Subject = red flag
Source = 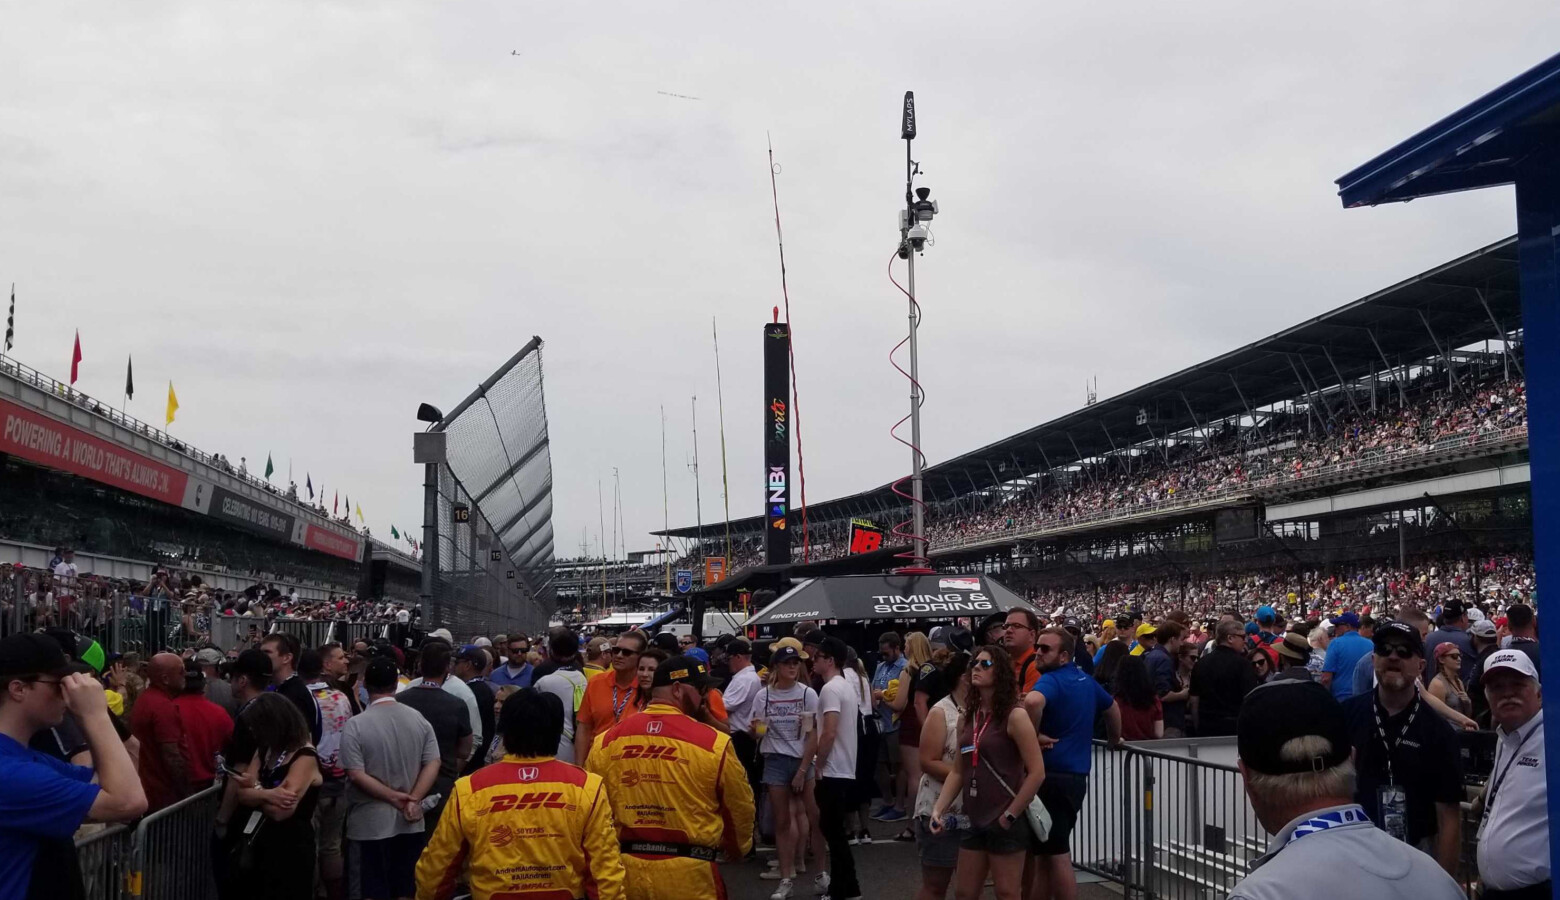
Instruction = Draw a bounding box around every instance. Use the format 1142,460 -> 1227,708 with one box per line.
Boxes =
70,330 -> 82,385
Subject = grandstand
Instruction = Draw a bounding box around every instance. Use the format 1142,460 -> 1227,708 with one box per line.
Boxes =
656,236 -> 1532,617
0,352 -> 420,602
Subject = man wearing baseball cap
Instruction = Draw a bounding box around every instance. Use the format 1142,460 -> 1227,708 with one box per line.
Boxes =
1229,680 -> 1463,900
1320,612 -> 1371,702
587,654 -> 754,900
1342,622 -> 1463,874
0,633 -> 147,900
1475,648 -> 1549,898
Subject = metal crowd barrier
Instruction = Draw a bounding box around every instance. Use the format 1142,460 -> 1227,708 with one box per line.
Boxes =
74,784 -> 221,900
208,615 -> 385,652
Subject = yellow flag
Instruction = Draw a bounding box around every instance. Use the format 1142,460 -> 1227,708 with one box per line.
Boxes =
165,381 -> 179,426
355,502 -> 364,522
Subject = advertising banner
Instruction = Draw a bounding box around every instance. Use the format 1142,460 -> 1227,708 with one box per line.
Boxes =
208,485 -> 296,541
304,524 -> 362,561
0,397 -> 189,505
763,322 -> 791,565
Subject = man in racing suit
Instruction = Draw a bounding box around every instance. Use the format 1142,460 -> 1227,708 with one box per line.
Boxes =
416,687 -> 625,900
588,654 -> 754,900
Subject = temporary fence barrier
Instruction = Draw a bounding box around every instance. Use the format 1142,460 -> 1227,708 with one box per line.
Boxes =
1077,739 -> 1482,899
73,784 -> 221,900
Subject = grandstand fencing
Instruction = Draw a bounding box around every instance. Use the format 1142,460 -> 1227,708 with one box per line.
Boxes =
419,337 -> 554,638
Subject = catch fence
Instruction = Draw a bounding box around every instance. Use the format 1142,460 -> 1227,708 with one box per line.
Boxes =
419,337 -> 554,638
1077,739 -> 1481,899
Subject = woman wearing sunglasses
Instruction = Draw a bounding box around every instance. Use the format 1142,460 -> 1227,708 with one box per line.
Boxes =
1426,642 -> 1471,719
927,646 -> 1046,900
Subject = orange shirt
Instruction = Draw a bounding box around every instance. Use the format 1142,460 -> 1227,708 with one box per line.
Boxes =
579,669 -> 640,736
705,688 -> 727,723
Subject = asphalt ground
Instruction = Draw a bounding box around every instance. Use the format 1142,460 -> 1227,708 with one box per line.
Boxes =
723,816 -> 1122,900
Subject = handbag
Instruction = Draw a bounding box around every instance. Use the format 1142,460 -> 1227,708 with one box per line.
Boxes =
980,755 -> 1051,842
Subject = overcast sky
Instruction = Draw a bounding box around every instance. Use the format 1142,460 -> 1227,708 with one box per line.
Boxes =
5,2 -> 1557,566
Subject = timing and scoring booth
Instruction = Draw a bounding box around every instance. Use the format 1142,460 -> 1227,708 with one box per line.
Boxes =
1338,50 -> 1560,896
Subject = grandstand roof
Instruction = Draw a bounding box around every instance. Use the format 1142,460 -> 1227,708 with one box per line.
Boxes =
1337,51 -> 1560,207
657,236 -> 1522,539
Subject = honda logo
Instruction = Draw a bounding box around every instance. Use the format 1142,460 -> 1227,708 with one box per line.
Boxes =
518,767 -> 540,781
647,721 -> 663,735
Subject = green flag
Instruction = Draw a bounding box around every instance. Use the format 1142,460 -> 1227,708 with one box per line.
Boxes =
264,453 -> 274,480
391,524 -> 400,539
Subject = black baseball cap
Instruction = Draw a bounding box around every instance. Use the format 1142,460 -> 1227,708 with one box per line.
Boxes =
227,648 -> 273,683
726,638 -> 752,656
0,633 -> 72,681
1237,680 -> 1351,776
363,657 -> 401,691
652,654 -> 718,691
456,646 -> 489,667
1371,621 -> 1424,657
650,632 -> 681,654
771,645 -> 802,665
945,626 -> 975,653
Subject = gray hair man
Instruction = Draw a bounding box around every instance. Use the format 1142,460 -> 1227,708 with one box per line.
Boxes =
1476,649 -> 1549,899
1228,680 -> 1463,900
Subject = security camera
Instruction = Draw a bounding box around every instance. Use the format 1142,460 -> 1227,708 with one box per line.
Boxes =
907,222 -> 929,251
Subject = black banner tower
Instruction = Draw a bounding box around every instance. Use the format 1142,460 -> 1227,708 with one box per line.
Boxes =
763,321 -> 791,565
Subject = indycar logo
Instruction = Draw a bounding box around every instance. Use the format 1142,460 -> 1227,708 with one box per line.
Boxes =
939,577 -> 981,592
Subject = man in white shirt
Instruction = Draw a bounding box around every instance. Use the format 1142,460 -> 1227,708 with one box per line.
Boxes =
721,640 -> 763,805
814,636 -> 860,900
402,638 -> 482,765
1476,649 -> 1549,899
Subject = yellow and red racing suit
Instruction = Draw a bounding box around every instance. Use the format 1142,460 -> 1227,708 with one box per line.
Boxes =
586,703 -> 755,900
415,755 -> 625,900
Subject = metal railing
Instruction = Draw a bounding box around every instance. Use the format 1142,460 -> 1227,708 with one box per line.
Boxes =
934,424 -> 1529,554
1078,739 -> 1481,899
74,784 -> 221,900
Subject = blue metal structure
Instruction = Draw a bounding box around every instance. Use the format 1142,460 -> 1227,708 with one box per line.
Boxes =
1340,50 -> 1560,896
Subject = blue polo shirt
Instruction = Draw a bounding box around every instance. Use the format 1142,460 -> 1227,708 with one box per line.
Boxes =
0,732 -> 100,900
1031,663 -> 1114,775
487,661 -> 534,688
1322,631 -> 1373,702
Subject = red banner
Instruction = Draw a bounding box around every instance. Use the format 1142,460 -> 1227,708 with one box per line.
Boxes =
0,397 -> 189,505
304,524 -> 361,561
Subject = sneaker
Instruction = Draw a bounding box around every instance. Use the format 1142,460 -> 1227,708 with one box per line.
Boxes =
846,834 -> 861,846
869,805 -> 897,821
755,840 -> 777,852
813,872 -> 831,896
876,807 -> 907,823
767,858 -> 780,868
856,830 -> 873,845
893,828 -> 915,842
760,869 -> 786,880
770,878 -> 794,900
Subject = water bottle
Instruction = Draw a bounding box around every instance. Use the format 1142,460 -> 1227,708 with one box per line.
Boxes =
940,814 -> 971,832
420,793 -> 442,811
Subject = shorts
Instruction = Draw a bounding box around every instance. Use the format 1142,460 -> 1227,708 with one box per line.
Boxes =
959,816 -> 1029,856
349,832 -> 426,900
314,785 -> 347,860
916,816 -> 961,868
762,753 -> 812,787
1031,771 -> 1088,856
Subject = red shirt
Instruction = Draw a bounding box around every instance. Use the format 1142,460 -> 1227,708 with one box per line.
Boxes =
174,693 -> 234,786
130,687 -> 186,811
1116,696 -> 1162,742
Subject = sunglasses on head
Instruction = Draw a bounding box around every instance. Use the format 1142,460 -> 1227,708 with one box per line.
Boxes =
1377,644 -> 1417,660
974,658 -> 996,669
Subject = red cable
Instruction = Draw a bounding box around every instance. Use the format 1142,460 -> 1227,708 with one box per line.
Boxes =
887,251 -> 929,567
768,144 -> 810,561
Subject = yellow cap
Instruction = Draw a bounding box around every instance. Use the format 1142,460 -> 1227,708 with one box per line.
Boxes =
1136,623 -> 1157,637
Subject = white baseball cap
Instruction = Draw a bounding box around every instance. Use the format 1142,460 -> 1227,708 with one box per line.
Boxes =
1484,648 -> 1539,680
428,628 -> 454,642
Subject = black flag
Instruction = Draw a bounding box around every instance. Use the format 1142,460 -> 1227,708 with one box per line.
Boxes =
125,355 -> 134,400
4,284 -> 12,353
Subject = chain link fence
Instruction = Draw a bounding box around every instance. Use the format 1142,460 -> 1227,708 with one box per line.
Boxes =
421,337 -> 554,638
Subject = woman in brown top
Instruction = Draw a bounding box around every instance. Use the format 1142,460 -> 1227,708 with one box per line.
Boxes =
927,645 -> 1046,900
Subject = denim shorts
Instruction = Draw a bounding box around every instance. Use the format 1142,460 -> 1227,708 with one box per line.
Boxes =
916,816 -> 962,868
959,816 -> 1029,856
762,753 -> 808,787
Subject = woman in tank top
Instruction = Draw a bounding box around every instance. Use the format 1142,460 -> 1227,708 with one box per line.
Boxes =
928,645 -> 1046,900
914,650 -> 972,900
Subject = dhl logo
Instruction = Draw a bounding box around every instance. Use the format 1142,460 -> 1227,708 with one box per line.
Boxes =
620,744 -> 680,761
489,791 -> 568,812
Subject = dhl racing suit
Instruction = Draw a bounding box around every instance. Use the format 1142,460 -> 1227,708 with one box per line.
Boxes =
415,755 -> 625,900
586,703 -> 755,900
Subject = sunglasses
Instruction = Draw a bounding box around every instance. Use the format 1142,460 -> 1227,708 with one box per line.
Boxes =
1376,645 -> 1417,660
1443,653 -> 1463,660
613,647 -> 640,656
974,659 -> 996,670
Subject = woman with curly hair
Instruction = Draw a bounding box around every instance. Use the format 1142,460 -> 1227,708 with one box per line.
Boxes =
927,645 -> 1046,900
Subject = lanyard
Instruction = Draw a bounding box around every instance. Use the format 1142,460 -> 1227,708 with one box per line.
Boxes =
1284,805 -> 1370,846
612,682 -> 634,721
970,710 -> 994,771
1373,695 -> 1420,786
1482,718 -> 1543,824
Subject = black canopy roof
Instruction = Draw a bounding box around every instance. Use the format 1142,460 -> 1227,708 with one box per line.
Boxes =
746,573 -> 1038,626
